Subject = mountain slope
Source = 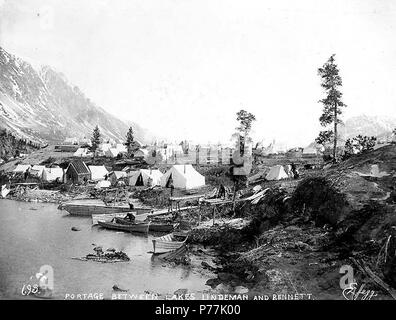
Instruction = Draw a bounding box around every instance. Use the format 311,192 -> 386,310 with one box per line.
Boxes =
340,115 -> 396,140
0,46 -> 153,144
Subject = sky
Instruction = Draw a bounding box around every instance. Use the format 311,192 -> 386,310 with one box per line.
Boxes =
0,0 -> 395,147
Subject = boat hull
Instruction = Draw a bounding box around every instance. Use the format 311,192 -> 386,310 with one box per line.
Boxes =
98,220 -> 150,233
115,217 -> 174,233
152,232 -> 188,253
63,204 -> 131,216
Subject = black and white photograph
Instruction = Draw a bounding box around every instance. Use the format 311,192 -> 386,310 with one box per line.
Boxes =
0,0 -> 396,307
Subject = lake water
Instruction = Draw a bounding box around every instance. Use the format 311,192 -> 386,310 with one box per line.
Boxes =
0,199 -> 211,300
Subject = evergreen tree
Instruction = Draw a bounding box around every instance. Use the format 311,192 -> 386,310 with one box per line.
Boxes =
125,126 -> 140,156
235,109 -> 256,156
91,125 -> 101,152
316,54 -> 347,162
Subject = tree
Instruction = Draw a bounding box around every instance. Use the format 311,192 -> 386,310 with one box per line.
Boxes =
235,109 -> 256,156
125,126 -> 140,157
343,135 -> 377,159
90,125 -> 101,152
316,54 -> 347,162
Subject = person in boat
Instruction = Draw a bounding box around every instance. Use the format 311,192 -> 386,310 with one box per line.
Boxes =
128,201 -> 134,210
124,212 -> 135,221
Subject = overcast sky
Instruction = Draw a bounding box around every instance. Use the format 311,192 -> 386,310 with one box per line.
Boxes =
0,0 -> 395,147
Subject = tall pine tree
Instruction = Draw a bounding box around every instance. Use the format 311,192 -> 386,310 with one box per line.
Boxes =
91,125 -> 101,152
316,54 -> 347,162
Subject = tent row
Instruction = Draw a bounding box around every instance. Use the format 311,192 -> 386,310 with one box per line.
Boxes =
13,164 -> 64,182
13,161 -> 206,189
127,165 -> 205,189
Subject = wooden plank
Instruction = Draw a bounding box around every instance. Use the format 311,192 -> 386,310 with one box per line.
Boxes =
149,206 -> 198,217
169,194 -> 205,202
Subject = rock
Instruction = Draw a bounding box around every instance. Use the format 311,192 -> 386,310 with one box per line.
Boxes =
112,284 -> 128,292
71,227 -> 81,231
234,286 -> 249,294
205,278 -> 221,288
218,272 -> 238,282
201,261 -> 217,271
173,288 -> 188,296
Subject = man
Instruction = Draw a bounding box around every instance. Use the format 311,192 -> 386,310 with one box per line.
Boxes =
291,162 -> 299,179
218,183 -> 226,199
124,212 -> 135,221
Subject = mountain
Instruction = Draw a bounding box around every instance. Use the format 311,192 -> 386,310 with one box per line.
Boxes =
340,115 -> 396,140
0,46 -> 154,145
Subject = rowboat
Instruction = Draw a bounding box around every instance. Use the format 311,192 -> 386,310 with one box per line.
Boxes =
153,244 -> 188,260
61,199 -> 152,216
152,232 -> 188,253
98,220 -> 150,233
114,217 -> 175,233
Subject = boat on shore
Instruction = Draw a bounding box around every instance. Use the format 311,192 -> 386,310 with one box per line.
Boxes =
61,199 -> 152,216
97,220 -> 150,234
152,232 -> 188,253
114,217 -> 175,233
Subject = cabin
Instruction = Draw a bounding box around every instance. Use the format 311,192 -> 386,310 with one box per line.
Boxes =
65,160 -> 91,184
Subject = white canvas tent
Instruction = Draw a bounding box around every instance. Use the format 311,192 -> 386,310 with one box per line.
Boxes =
160,165 -> 205,189
105,148 -> 119,158
88,165 -> 109,181
128,169 -> 163,186
42,167 -> 64,182
95,180 -> 111,189
13,164 -> 31,173
109,171 -> 127,186
133,149 -> 149,159
265,165 -> 289,181
74,147 -> 90,157
30,165 -> 46,178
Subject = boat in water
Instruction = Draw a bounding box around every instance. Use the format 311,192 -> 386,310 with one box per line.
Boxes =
97,220 -> 150,234
152,232 -> 188,253
61,199 -> 151,216
114,217 -> 175,233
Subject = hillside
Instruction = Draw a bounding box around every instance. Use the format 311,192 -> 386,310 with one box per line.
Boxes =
0,46 -> 154,144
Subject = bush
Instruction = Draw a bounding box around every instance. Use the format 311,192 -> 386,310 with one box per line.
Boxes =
290,177 -> 349,226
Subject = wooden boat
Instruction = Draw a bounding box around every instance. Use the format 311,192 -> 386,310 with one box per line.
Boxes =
114,217 -> 175,233
152,232 -> 188,253
98,220 -> 150,233
153,244 -> 188,260
62,199 -> 152,216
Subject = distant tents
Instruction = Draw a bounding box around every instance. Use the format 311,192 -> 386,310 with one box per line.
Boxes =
265,165 -> 289,181
73,147 -> 91,157
160,165 -> 205,189
128,169 -> 162,186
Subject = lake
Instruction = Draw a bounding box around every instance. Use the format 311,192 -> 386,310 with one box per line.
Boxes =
0,199 -> 211,300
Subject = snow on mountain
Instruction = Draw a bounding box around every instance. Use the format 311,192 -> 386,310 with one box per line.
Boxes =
0,46 -> 154,144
